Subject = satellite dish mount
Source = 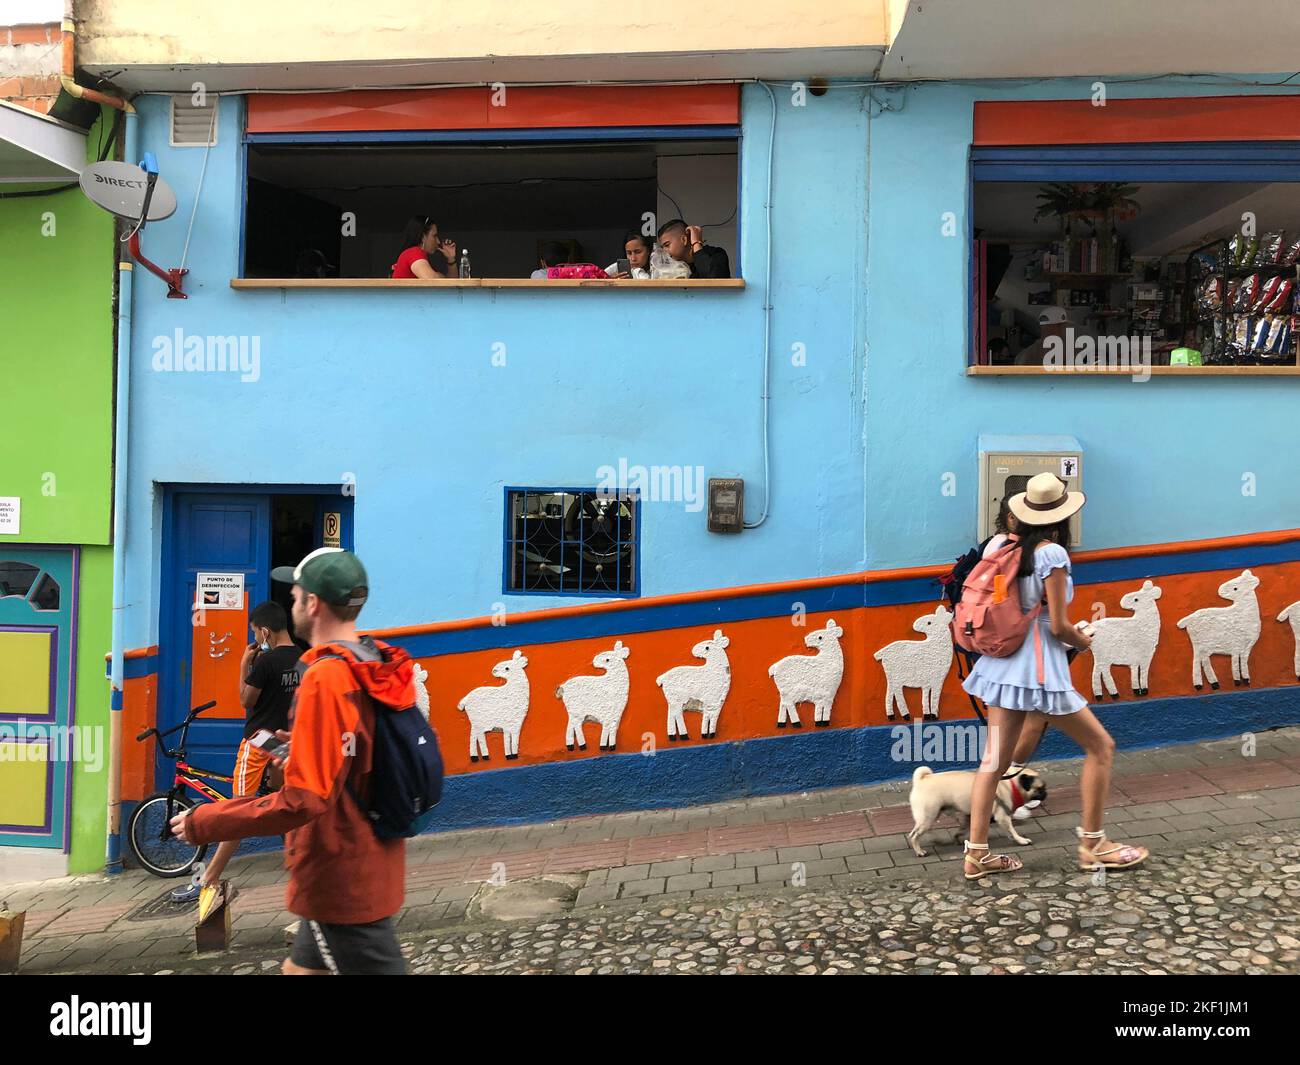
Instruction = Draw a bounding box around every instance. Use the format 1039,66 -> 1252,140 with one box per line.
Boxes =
80,154 -> 188,299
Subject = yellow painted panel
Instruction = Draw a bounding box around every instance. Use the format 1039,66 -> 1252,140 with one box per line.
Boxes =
0,631 -> 52,715
0,744 -> 49,827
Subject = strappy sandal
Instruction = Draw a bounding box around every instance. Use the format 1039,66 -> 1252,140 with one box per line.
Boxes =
1076,827 -> 1149,871
963,839 -> 1023,880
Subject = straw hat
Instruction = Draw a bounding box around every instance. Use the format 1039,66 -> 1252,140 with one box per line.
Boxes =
1008,472 -> 1086,527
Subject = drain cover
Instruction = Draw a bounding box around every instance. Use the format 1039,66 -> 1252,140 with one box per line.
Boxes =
469,876 -> 582,922
126,889 -> 197,922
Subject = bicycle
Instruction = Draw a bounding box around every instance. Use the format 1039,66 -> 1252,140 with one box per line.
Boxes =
126,700 -> 274,877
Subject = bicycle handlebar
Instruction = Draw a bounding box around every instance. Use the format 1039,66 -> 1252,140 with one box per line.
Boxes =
135,700 -> 219,743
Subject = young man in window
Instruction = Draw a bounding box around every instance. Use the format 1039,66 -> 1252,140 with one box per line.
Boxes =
170,600 -> 301,902
656,218 -> 731,279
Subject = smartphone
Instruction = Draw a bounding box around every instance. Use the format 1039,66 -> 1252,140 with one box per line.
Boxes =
616,257 -> 631,275
248,728 -> 290,762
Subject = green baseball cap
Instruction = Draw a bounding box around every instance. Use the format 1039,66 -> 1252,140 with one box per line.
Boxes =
270,548 -> 369,608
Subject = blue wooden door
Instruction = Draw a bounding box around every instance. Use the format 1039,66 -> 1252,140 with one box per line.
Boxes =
158,494 -> 270,786
0,548 -> 75,850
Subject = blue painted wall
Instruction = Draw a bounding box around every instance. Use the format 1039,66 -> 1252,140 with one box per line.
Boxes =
122,77 -> 1300,650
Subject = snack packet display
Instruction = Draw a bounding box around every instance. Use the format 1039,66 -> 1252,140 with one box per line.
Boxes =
1235,273 -> 1260,312
1265,278 -> 1294,314
1263,317 -> 1289,355
1257,232 -> 1285,264
1226,279 -> 1242,310
1228,234 -> 1245,265
1250,317 -> 1272,352
1243,237 -> 1259,265
1196,276 -> 1223,313
1252,276 -> 1283,313
1283,240 -> 1300,266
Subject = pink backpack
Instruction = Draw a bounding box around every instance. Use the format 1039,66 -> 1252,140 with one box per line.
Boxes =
546,263 -> 608,280
952,536 -> 1043,669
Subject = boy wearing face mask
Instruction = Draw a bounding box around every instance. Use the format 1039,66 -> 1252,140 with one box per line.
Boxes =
171,600 -> 301,901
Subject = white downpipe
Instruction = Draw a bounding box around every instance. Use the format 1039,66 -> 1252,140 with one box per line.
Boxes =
744,81 -> 777,529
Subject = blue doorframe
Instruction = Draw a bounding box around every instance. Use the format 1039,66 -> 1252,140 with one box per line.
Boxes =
156,485 -> 354,788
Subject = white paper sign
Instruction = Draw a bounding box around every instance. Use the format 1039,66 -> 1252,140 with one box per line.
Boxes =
1059,456 -> 1079,479
0,497 -> 18,535
196,571 -> 244,610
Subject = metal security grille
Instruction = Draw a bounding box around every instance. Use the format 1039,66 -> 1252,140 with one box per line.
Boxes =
505,489 -> 638,596
170,96 -> 218,146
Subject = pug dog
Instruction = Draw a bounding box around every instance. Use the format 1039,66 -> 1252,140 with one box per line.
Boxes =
906,765 -> 1048,857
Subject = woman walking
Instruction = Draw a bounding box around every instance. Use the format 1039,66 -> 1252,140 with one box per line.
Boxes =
961,473 -> 1149,879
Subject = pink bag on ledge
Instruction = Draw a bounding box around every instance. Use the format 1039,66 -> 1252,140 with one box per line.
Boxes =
546,264 -> 609,279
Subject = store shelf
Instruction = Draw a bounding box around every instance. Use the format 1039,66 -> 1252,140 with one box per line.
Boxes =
1044,272 -> 1131,284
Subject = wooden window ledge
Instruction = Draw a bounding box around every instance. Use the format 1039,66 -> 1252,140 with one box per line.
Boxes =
967,364 -> 1300,376
231,278 -> 745,290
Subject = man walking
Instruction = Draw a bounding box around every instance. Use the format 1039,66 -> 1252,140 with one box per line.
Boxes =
172,548 -> 415,974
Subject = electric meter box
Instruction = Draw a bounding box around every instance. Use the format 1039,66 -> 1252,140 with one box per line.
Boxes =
978,434 -> 1083,545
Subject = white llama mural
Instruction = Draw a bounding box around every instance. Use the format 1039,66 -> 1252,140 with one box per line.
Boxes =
413,662 -> 431,721
1277,600 -> 1300,681
656,629 -> 732,740
1087,580 -> 1163,699
1176,570 -> 1262,689
873,605 -> 953,720
556,641 -> 631,751
457,650 -> 531,762
768,618 -> 845,728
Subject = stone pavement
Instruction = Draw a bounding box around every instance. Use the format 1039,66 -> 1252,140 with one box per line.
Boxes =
6,727 -> 1300,974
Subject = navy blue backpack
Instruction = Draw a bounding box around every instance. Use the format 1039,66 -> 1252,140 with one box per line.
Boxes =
318,649 -> 444,840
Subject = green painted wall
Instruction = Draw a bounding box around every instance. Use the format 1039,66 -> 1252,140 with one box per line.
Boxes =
68,546 -> 113,874
0,109 -> 115,547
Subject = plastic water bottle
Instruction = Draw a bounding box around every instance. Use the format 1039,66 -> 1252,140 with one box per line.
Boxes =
459,249 -> 471,278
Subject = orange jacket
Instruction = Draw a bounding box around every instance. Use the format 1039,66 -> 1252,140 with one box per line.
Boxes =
188,639 -> 413,924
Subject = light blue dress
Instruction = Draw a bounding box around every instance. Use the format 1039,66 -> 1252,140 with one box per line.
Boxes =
961,540 -> 1088,715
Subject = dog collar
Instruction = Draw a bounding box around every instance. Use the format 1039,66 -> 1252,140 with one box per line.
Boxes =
1009,779 -> 1025,811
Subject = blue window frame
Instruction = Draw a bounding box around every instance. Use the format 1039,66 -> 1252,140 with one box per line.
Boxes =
503,488 -> 640,598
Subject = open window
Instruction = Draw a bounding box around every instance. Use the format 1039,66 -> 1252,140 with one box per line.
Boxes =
974,172 -> 1300,370
243,137 -> 738,280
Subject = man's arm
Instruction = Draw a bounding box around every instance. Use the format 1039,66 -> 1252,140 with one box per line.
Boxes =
240,647 -> 265,710
186,662 -> 358,844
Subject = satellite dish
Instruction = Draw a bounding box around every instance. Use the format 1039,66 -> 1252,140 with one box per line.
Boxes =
80,161 -> 177,221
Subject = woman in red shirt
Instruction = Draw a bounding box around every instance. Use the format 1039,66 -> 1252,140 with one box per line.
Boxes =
391,216 -> 457,278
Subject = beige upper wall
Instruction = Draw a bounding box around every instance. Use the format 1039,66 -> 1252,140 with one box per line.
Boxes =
76,0 -> 890,67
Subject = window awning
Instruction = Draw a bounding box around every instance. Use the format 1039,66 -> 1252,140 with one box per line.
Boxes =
0,101 -> 87,184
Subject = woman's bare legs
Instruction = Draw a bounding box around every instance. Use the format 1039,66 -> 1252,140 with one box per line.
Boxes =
1047,707 -> 1148,866
1010,711 -> 1050,767
965,705 -> 1026,875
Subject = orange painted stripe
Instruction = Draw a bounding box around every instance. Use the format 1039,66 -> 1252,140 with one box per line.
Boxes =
369,526 -> 1300,641
973,96 -> 1300,146
247,85 -> 741,135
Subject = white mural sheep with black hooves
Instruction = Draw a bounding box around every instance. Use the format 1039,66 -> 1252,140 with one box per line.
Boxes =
1176,570 -> 1261,690
769,618 -> 844,728
656,629 -> 731,741
457,650 -> 530,761
1277,600 -> 1300,680
1087,580 -> 1162,698
557,641 -> 631,751
873,605 -> 953,720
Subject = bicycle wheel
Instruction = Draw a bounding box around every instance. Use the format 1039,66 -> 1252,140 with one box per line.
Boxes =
126,793 -> 209,878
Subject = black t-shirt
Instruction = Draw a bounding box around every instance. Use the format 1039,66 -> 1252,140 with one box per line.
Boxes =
244,644 -> 302,739
689,245 -> 731,279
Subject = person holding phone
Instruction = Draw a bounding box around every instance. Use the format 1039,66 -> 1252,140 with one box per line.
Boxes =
390,215 -> 457,278
604,231 -> 652,279
170,601 -> 301,902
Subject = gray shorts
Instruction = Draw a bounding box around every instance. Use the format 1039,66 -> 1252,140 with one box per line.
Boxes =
290,916 -> 406,975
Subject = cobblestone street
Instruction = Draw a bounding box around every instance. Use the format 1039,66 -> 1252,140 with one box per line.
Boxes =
9,729 -> 1299,976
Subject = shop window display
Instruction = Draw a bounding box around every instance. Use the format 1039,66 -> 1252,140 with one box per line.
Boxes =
973,180 -> 1300,368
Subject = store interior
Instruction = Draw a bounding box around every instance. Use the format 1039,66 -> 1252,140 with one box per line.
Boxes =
974,181 -> 1300,366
